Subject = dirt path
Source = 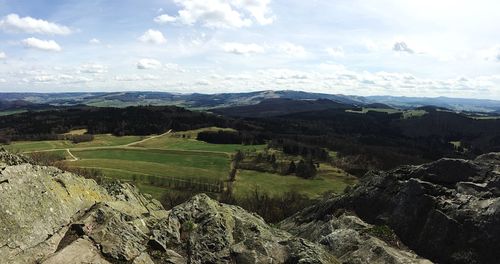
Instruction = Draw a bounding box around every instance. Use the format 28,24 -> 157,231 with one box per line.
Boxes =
125,129 -> 172,147
66,149 -> 78,161
22,129 -> 231,158
23,130 -> 173,154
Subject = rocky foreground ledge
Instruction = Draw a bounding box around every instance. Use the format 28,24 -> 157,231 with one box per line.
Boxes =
282,153 -> 500,264
2,150 -> 497,263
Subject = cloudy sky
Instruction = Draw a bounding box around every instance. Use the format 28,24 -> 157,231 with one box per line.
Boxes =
0,0 -> 500,99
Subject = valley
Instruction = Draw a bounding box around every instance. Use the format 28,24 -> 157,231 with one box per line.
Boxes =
3,1 -> 500,262
3,127 -> 356,200
0,93 -> 498,264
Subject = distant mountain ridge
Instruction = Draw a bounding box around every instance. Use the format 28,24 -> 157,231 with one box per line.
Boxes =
367,95 -> 500,112
211,98 -> 352,118
0,90 -> 499,113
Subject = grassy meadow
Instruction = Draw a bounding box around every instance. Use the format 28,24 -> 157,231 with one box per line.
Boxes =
1,127 -> 357,199
134,127 -> 266,153
3,134 -> 144,152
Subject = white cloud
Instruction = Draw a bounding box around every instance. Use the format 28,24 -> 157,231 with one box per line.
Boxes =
89,38 -> 101,45
393,42 -> 414,54
234,0 -> 275,25
22,37 -> 62,52
78,63 -> 107,74
138,29 -> 167,44
263,68 -> 312,80
166,0 -> 274,29
154,14 -> 177,24
195,79 -> 211,86
137,58 -> 162,69
24,74 -> 91,84
224,73 -> 252,80
164,63 -> 184,72
223,42 -> 264,55
278,42 -> 307,57
0,13 -> 71,35
0,52 -> 6,59
115,74 -> 159,81
0,78 -> 6,83
363,39 -> 379,52
326,47 -> 344,57
480,46 -> 500,61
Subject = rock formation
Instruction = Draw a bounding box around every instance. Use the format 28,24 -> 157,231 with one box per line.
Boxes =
6,149 -> 496,263
282,154 -> 500,264
0,150 -> 338,263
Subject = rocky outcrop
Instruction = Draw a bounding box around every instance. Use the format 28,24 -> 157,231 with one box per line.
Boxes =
0,150 -> 338,264
0,148 -> 435,264
282,154 -> 500,264
281,212 -> 431,264
150,194 -> 338,264
0,156 -> 112,263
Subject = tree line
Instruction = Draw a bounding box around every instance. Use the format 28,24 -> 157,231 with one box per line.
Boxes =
236,150 -> 318,179
197,130 -> 266,145
0,106 -> 251,138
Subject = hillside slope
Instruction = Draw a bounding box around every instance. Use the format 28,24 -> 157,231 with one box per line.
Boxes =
1,91 -> 499,112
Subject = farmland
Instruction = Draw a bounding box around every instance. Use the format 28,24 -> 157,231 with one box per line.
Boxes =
2,128 -> 356,199
3,134 -> 144,152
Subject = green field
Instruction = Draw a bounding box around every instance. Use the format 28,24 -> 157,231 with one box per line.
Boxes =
235,164 -> 356,197
1,128 -> 356,199
72,149 -> 228,179
3,134 -> 144,152
135,136 -> 265,153
134,127 -> 266,153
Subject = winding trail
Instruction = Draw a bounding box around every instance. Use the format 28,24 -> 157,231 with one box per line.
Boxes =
125,129 -> 171,147
66,149 -> 78,161
23,129 -> 230,159
23,130 -> 173,155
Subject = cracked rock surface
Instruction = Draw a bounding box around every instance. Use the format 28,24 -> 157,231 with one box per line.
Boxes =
282,154 -> 500,264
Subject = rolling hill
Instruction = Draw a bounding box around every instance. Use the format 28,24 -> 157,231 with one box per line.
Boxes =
1,90 -> 499,113
211,98 -> 353,117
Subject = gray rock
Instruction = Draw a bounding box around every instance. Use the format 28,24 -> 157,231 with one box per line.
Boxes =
283,153 -> 500,264
149,194 -> 339,264
132,252 -> 155,264
281,213 -> 431,264
0,163 -> 112,263
0,148 -> 31,166
0,150 -> 339,264
42,238 -> 111,264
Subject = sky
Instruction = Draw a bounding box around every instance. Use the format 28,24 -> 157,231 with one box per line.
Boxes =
0,0 -> 500,99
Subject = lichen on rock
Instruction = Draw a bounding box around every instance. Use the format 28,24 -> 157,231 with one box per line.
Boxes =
0,150 -> 337,264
